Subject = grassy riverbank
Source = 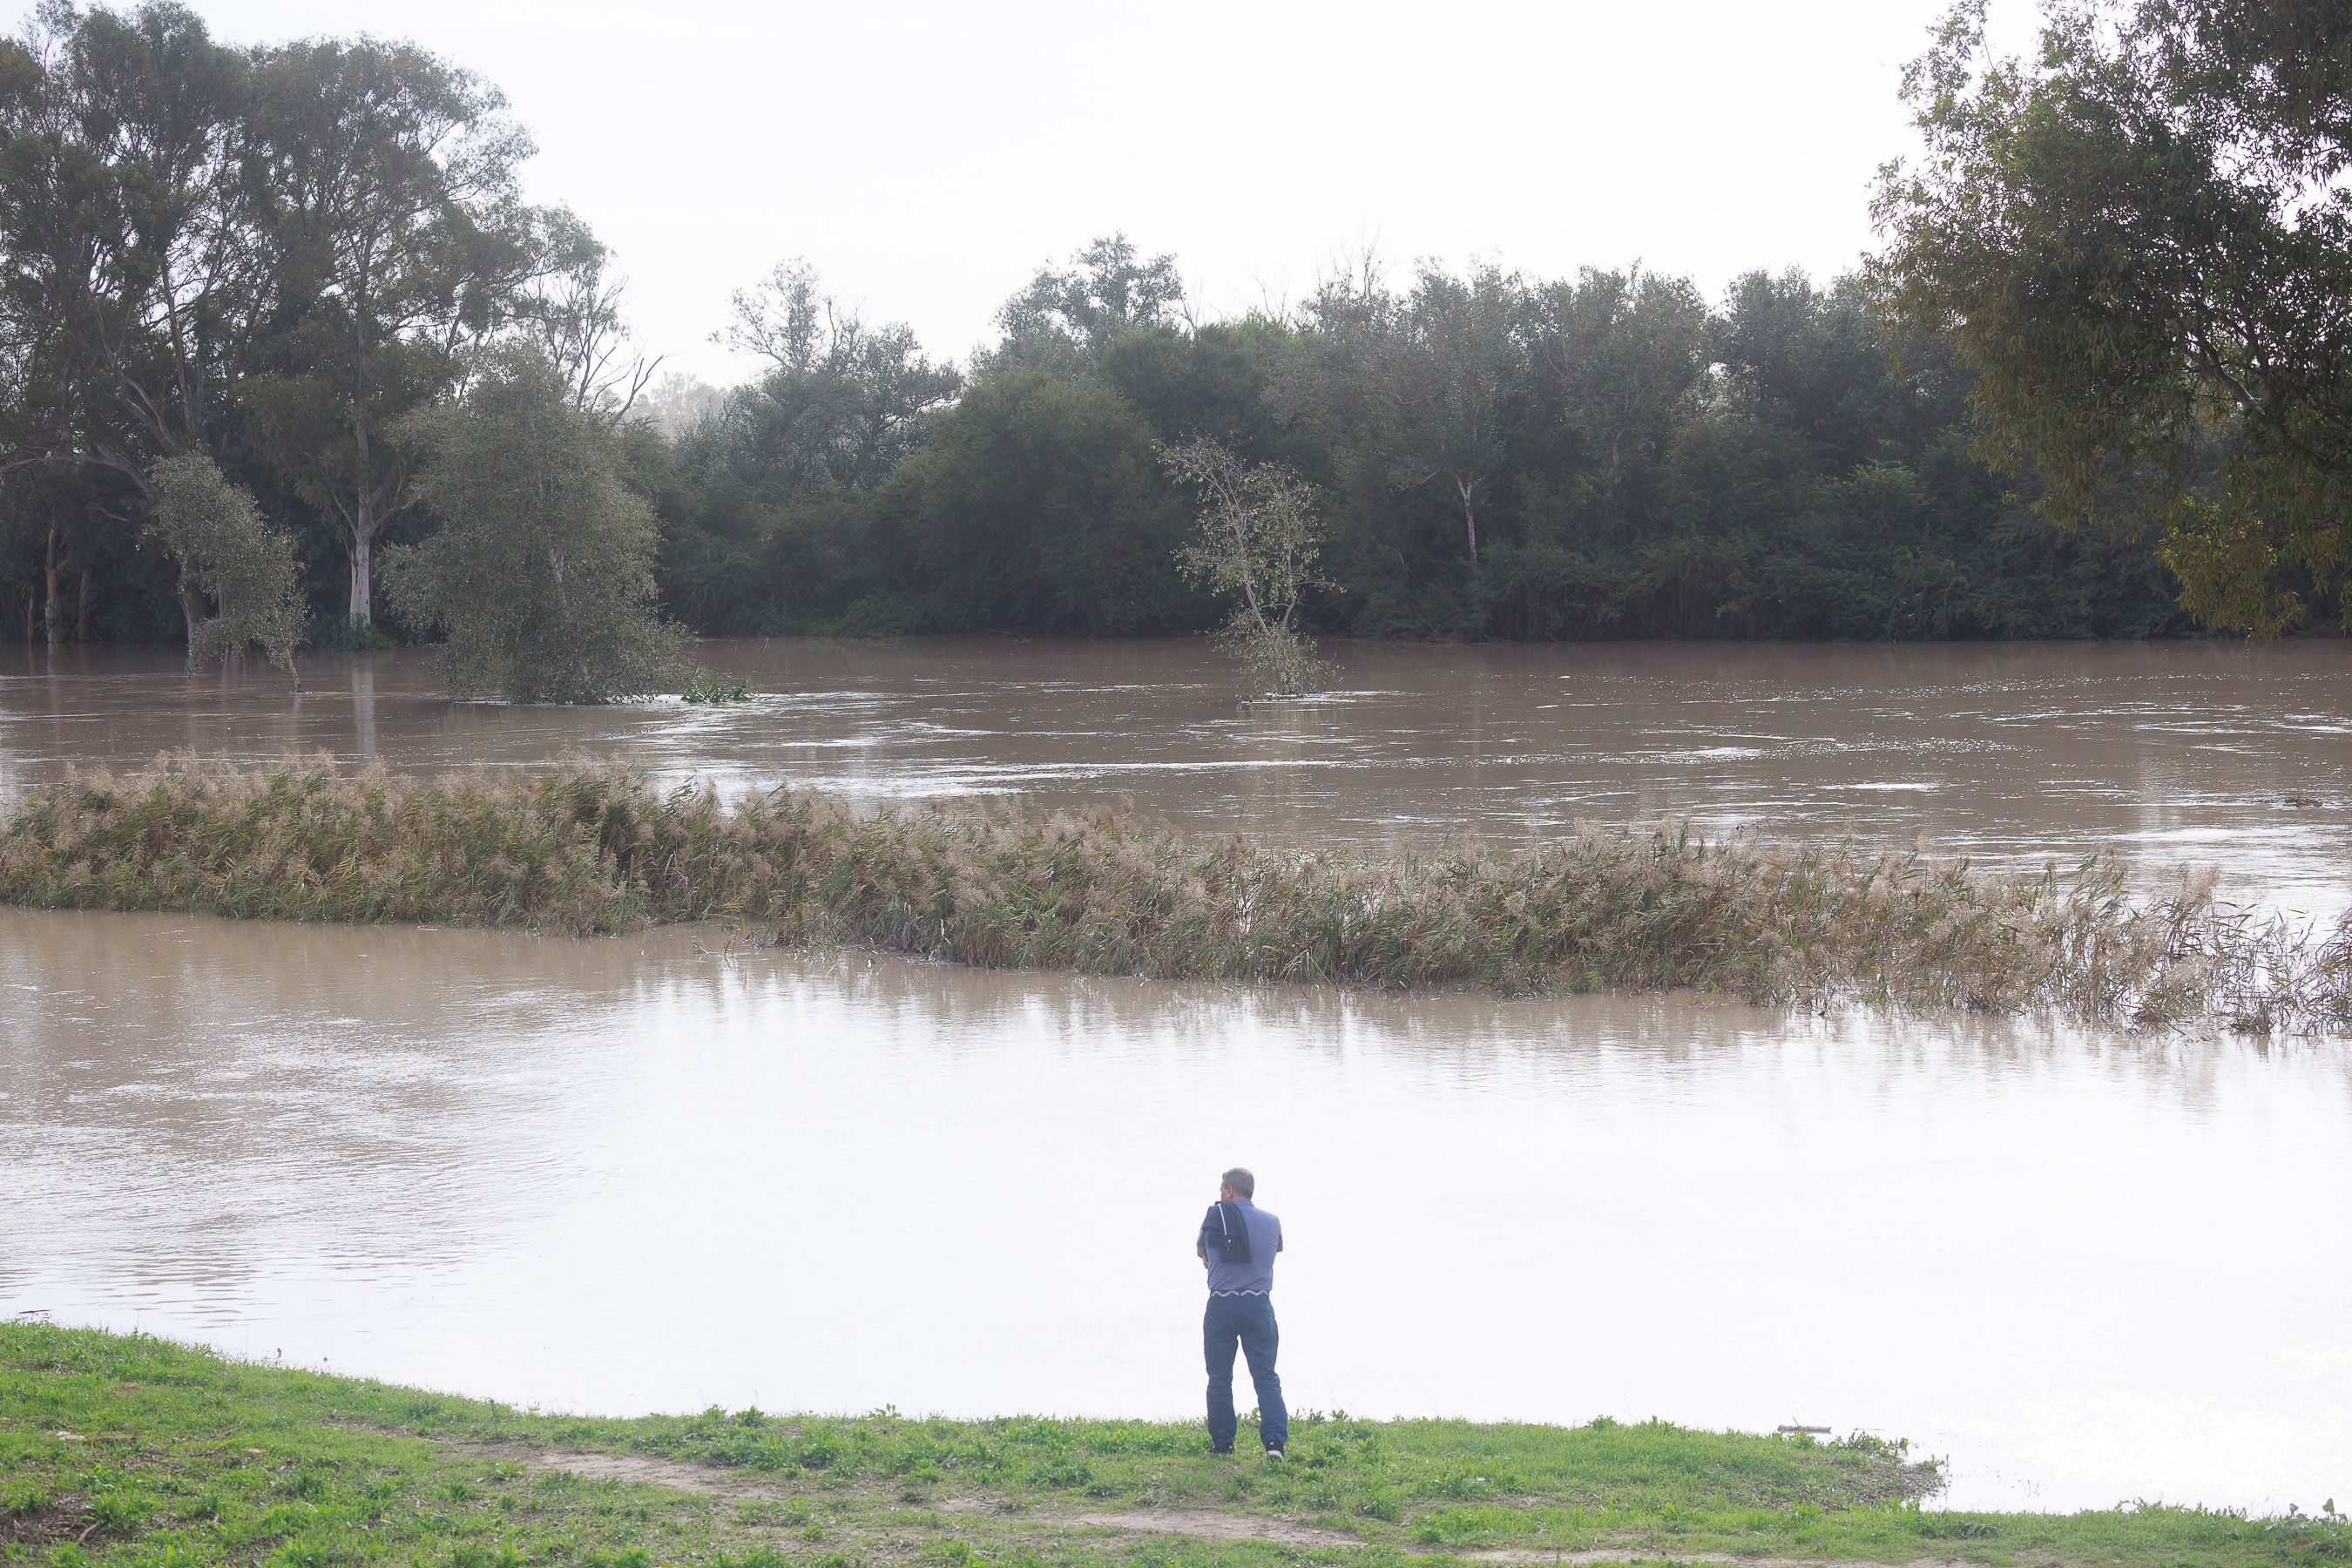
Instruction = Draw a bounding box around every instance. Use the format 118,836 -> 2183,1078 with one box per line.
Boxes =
2,758 -> 2347,1030
5,1324 -> 2342,1568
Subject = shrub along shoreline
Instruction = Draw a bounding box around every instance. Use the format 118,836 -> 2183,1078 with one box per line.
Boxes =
5,1322 -> 2344,1567
1,757 -> 2346,1032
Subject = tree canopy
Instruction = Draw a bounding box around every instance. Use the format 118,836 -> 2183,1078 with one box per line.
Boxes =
145,449 -> 301,679
1870,0 -> 2352,634
0,7 -> 2209,655
385,346 -> 682,702
0,0 -> 598,643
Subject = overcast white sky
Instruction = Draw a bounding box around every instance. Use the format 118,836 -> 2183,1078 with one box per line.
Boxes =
196,0 -> 2042,386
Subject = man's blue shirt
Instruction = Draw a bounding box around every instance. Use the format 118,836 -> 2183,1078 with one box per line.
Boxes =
1200,1199 -> 1283,1294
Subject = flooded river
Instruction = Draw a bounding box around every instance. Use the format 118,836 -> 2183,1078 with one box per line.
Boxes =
6,637 -> 2352,911
3,639 -> 2350,1515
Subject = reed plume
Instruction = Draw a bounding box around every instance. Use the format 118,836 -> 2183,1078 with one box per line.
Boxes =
3,756 -> 2344,1032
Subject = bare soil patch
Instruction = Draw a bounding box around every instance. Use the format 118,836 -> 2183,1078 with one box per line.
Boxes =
463,1438 -> 1983,1568
1073,1509 -> 1362,1548
2,1497 -> 88,1547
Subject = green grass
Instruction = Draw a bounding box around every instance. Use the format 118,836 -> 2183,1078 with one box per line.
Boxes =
2,757 -> 2347,1030
3,1325 -> 2343,1568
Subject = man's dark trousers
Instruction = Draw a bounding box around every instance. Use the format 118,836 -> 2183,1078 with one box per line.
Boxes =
1204,1294 -> 1288,1451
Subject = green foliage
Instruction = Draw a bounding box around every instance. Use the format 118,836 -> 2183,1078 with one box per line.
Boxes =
386,348 -> 686,703
1870,0 -> 2352,634
683,666 -> 751,703
0,0 -> 2220,656
977,232 -> 1186,384
0,3 -> 634,641
145,455 -> 303,681
864,370 -> 1198,634
7,759 -> 2348,1032
653,247 -> 2190,644
1160,438 -> 1333,698
1280,259 -> 1528,564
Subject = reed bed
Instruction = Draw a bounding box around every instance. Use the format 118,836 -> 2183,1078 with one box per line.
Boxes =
3,756 -> 2348,1032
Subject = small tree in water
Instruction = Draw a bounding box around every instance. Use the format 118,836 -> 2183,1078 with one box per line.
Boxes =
145,455 -> 303,685
1160,438 -> 1333,698
387,347 -> 685,703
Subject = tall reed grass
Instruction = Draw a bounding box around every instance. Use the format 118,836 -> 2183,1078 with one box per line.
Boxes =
3,757 -> 2346,1031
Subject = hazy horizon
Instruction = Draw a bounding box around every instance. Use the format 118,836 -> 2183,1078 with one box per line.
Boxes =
172,0 -> 2039,385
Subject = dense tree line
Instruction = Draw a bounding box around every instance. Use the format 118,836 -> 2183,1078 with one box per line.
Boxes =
655,242 -> 2191,642
0,3 -> 2207,654
0,1 -> 652,648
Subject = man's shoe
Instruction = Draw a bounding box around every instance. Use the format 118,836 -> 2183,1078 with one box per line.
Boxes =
1264,1447 -> 1286,1462
1209,1444 -> 1233,1456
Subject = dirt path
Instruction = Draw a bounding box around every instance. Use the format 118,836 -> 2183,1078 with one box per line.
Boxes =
447,1437 -> 1983,1568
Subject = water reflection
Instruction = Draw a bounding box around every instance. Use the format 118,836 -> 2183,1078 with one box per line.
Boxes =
3,908 -> 2347,1516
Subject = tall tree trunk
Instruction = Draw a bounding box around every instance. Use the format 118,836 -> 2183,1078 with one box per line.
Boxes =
348,497 -> 375,625
179,574 -> 203,661
21,585 -> 32,645
1457,479 -> 1479,564
43,522 -> 62,648
74,568 -> 90,641
348,534 -> 372,625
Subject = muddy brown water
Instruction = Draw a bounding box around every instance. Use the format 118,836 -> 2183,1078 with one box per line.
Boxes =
3,639 -> 2351,1517
6,637 -> 2352,912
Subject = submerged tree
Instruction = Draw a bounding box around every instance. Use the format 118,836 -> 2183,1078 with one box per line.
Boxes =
385,347 -> 683,702
1870,0 -> 2352,634
145,454 -> 302,682
1161,437 -> 1332,698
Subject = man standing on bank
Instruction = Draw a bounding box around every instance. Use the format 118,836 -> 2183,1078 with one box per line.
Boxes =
1195,1166 -> 1288,1458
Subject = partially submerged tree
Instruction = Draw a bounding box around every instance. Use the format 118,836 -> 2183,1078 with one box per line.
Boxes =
385,346 -> 684,702
1870,0 -> 2352,634
145,453 -> 301,681
1161,437 -> 1332,698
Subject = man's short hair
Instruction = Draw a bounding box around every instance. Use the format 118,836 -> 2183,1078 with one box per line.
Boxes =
1220,1166 -> 1255,1199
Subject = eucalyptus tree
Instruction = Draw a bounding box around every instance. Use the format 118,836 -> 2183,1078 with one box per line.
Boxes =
0,3 -> 274,474
240,35 -> 542,631
0,0 -> 284,648
1870,0 -> 2352,634
1390,263 -> 1531,565
632,369 -> 724,439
